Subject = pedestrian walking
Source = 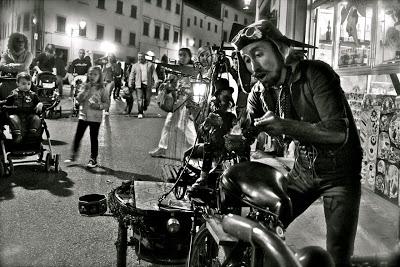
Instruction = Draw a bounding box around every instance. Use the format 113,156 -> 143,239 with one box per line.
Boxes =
64,66 -> 110,168
128,52 -> 158,119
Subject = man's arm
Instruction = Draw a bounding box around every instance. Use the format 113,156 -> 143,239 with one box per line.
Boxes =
128,64 -> 136,88
255,62 -> 348,144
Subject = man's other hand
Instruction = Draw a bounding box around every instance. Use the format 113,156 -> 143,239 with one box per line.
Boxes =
254,111 -> 284,136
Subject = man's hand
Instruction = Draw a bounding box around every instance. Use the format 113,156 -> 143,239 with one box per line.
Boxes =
89,102 -> 101,110
254,111 -> 285,136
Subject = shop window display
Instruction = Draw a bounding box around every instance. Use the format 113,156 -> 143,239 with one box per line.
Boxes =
314,6 -> 334,65
338,2 -> 372,68
376,0 -> 400,64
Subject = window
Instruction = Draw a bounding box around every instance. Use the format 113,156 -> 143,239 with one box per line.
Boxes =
224,9 -> 228,18
214,24 -> 217,33
199,39 -> 202,48
154,24 -> 160,39
79,25 -> 86,37
96,24 -> 104,40
115,28 -> 122,43
116,0 -> 123,14
207,41 -> 210,46
145,0 -> 151,3
175,3 -> 180,14
234,14 -> 238,22
187,18 -> 190,27
166,0 -> 171,10
17,15 -> 21,32
186,38 -> 189,47
223,31 -> 228,42
97,0 -> 105,9
173,30 -> 179,43
193,38 -> 196,47
244,18 -> 248,25
143,21 -> 149,36
163,26 -> 170,41
156,0 -> 162,7
129,32 -> 136,46
207,22 -> 210,31
194,16 -> 197,26
130,5 -> 137,18
200,19 -> 203,28
56,15 -> 66,33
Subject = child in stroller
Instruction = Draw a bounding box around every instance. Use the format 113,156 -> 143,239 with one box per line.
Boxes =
2,72 -> 43,143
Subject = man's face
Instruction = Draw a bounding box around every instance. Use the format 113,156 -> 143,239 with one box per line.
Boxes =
17,78 -> 31,91
240,40 -> 284,86
79,50 -> 85,59
138,54 -> 145,63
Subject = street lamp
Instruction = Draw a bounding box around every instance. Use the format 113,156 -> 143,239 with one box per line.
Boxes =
189,39 -> 195,47
70,20 -> 87,60
243,0 -> 251,10
243,0 -> 260,21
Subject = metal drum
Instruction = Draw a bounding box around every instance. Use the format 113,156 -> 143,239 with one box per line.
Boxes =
108,181 -> 193,265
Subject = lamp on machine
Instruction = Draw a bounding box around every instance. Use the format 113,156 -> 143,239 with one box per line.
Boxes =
191,76 -> 209,104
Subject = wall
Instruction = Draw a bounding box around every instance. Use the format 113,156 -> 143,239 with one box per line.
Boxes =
140,0 -> 182,59
221,2 -> 254,43
182,3 -> 222,55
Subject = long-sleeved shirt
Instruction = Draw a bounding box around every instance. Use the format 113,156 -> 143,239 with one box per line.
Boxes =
68,58 -> 91,75
0,49 -> 33,74
242,60 -> 362,178
77,83 -> 110,123
5,88 -> 41,113
128,62 -> 158,89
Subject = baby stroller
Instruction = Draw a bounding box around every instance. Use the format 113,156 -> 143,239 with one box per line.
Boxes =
0,104 -> 61,177
34,71 -> 61,119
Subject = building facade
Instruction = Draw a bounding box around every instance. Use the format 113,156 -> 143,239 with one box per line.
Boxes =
181,2 -> 222,54
220,1 -> 254,43
1,0 -> 256,63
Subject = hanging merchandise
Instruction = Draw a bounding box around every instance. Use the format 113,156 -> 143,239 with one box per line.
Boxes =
375,95 -> 400,205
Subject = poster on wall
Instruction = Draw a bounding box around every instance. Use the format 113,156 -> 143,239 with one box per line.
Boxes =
375,96 -> 399,205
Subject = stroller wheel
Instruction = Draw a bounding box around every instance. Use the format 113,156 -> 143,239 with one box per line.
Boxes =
54,154 -> 60,173
44,153 -> 51,172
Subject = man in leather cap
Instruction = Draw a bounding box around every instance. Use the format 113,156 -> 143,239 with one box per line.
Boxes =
232,20 -> 362,267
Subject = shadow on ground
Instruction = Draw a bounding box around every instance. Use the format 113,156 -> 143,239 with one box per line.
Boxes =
0,164 -> 74,201
71,164 -> 161,182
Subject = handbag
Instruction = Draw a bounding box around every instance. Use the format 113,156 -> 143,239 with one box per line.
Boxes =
157,88 -> 175,112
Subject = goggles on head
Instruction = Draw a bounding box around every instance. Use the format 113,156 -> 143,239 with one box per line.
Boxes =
231,26 -> 263,46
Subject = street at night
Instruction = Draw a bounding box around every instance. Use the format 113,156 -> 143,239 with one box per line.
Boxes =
1,0 -> 400,266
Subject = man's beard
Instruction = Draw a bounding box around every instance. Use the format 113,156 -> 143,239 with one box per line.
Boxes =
256,69 -> 281,87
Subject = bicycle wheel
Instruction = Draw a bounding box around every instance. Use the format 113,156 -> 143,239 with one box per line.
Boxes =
188,224 -> 220,267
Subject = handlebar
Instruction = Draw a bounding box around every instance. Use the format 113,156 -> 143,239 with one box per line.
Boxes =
222,214 -> 302,267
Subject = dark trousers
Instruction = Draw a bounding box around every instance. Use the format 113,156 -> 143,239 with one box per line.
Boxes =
9,113 -> 41,138
72,119 -> 101,160
125,96 -> 134,114
285,161 -> 361,267
135,83 -> 148,114
113,78 -> 122,99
